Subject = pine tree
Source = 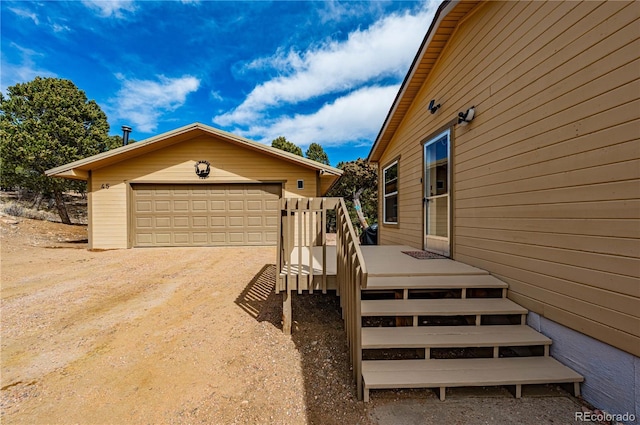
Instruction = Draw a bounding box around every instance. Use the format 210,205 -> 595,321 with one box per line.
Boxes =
1,77 -> 111,224
305,142 -> 329,165
271,136 -> 302,156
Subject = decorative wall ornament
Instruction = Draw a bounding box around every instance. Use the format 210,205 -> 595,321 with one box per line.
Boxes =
194,160 -> 211,179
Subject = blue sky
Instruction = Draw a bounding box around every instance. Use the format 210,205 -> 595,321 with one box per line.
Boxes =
1,0 -> 438,165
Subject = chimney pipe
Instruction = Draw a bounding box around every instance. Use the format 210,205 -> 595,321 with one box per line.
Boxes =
121,125 -> 132,146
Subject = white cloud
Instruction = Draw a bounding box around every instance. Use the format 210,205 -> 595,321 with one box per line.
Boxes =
210,90 -> 224,102
1,45 -> 56,95
51,23 -> 72,33
111,75 -> 201,133
316,1 -> 384,25
8,5 -> 73,33
214,2 -> 437,127
81,0 -> 136,18
8,7 -> 39,25
234,85 -> 400,148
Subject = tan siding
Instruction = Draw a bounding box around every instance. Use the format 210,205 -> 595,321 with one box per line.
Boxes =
377,1 -> 640,355
87,172 -> 94,249
91,136 -> 317,248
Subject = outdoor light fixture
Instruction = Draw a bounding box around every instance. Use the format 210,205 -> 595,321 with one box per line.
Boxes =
428,99 -> 441,114
458,106 -> 475,125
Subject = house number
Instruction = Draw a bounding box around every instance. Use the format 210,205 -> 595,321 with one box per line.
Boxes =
101,183 -> 110,189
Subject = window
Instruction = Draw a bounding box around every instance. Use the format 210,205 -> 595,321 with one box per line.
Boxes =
383,161 -> 398,224
297,179 -> 304,190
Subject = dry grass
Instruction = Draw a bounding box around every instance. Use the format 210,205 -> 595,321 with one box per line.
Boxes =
1,202 -> 59,222
0,191 -> 87,224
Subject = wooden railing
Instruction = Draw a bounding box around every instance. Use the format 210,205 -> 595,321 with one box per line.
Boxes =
278,198 -> 339,334
335,197 -> 368,400
277,197 -> 339,294
278,197 -> 368,400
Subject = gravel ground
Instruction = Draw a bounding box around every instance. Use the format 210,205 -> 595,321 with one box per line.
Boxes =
0,216 -> 599,425
1,217 -> 369,425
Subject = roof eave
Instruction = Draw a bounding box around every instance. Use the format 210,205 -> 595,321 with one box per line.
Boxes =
47,168 -> 89,180
367,0 -> 463,163
45,122 -> 343,178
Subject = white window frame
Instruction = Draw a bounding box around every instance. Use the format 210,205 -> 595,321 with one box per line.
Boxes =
383,160 -> 399,225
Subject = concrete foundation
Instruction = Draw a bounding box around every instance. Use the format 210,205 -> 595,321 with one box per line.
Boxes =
528,312 -> 638,425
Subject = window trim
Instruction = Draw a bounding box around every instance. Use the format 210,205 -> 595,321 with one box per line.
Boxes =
382,159 -> 399,225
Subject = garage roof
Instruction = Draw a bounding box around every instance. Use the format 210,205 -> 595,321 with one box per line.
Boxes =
45,122 -> 343,180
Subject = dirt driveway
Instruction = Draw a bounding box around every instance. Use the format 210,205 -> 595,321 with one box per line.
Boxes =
1,217 -> 591,425
1,218 -> 370,425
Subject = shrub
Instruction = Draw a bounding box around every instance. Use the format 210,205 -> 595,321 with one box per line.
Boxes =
2,201 -> 58,221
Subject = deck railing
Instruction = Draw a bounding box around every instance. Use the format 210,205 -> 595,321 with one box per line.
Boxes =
278,197 -> 367,399
277,197 -> 340,295
335,197 -> 368,400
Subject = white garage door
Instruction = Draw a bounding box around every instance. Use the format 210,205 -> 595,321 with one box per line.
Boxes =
132,184 -> 281,247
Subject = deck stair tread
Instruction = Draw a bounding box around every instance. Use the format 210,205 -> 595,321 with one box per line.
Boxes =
361,298 -> 527,316
365,274 -> 507,290
361,325 -> 551,349
362,357 -> 584,389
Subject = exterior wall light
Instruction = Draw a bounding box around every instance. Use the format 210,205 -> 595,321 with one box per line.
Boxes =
458,106 -> 475,125
428,99 -> 441,114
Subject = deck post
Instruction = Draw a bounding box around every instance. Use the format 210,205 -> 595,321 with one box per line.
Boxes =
286,199 -> 293,294
297,198 -> 303,294
355,267 -> 363,400
321,200 -> 327,294
308,198 -> 314,294
283,288 -> 292,335
276,199 -> 283,294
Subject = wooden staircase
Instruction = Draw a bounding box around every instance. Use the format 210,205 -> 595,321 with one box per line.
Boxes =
359,273 -> 584,402
277,198 -> 583,402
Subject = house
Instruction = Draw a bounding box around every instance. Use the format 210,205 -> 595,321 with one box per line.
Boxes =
45,0 -> 638,415
368,0 -> 638,418
46,123 -> 342,249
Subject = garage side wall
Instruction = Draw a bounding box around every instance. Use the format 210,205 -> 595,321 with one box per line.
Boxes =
377,1 -> 639,356
90,136 -> 318,249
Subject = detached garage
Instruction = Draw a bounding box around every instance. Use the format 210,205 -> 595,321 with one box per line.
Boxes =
46,123 -> 342,249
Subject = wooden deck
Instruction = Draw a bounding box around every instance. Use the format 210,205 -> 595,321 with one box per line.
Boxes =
276,198 -> 585,400
278,200 -> 584,402
282,245 -> 488,282
278,243 -> 584,401
361,245 -> 487,277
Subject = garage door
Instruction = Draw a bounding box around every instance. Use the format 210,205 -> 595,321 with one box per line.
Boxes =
132,184 -> 281,247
